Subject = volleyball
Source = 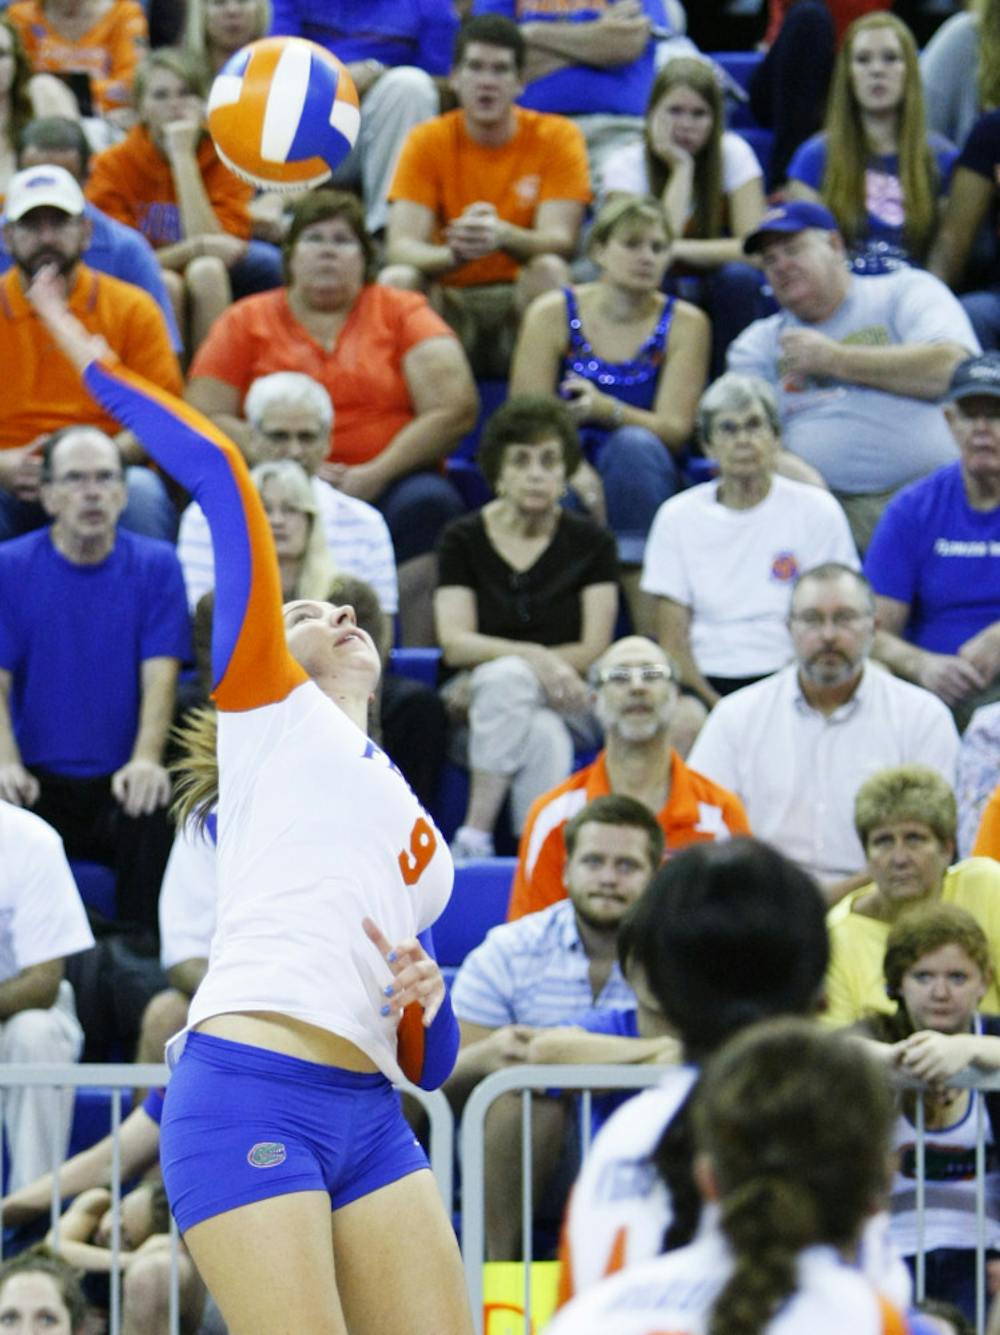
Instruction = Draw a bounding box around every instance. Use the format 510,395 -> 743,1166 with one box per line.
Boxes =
207,37 -> 360,192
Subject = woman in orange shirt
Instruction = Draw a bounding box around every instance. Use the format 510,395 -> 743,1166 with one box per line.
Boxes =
86,48 -> 282,358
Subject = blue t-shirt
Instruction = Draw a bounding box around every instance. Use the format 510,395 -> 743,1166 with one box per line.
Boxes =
471,0 -> 667,117
269,0 -> 457,75
0,204 -> 181,352
787,131 -> 957,266
0,529 -> 191,776
863,461 -> 1000,653
956,108 -> 1000,283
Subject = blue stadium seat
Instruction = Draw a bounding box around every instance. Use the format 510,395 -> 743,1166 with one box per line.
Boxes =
432,857 -> 516,976
446,456 -> 492,511
738,127 -> 774,180
713,50 -> 764,130
453,378 -> 508,461
69,859 -> 116,921
68,1087 -> 134,1158
389,646 -> 442,688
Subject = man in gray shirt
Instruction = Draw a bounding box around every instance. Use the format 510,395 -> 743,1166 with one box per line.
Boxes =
727,200 -> 978,549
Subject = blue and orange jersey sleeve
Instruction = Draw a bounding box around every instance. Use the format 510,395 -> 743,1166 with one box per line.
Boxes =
396,927 -> 459,1090
83,360 -> 306,712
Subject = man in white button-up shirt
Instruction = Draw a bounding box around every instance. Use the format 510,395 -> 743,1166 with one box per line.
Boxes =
687,563 -> 960,902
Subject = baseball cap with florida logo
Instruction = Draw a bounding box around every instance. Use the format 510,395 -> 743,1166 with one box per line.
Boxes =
3,165 -> 85,223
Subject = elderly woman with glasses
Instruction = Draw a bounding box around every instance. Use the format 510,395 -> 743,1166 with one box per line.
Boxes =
640,372 -> 858,708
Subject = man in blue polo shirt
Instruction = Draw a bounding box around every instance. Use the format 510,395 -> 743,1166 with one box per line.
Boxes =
867,352 -> 1000,730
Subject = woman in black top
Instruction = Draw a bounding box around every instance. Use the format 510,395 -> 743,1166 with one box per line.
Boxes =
434,396 -> 618,859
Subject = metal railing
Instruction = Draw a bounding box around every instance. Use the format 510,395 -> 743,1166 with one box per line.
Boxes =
460,1064 -> 667,1335
5,1062 -> 999,1335
461,1064 -> 1000,1335
0,1065 -> 453,1335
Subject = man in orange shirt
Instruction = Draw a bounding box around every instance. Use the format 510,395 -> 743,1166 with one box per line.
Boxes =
381,14 -> 591,376
0,165 -> 183,542
508,635 -> 750,920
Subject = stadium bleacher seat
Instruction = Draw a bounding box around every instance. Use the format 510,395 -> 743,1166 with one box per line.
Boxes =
68,859 -> 116,922
432,857 -> 516,983
389,646 -> 442,688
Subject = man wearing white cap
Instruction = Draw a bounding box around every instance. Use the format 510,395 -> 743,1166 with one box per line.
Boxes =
0,164 -> 182,543
867,352 -> 1000,726
728,200 -> 979,549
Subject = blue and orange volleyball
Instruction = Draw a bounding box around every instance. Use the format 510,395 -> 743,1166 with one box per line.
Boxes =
207,37 -> 360,192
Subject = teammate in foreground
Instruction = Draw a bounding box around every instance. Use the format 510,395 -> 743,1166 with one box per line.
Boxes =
28,264 -> 472,1335
549,1020 -> 913,1334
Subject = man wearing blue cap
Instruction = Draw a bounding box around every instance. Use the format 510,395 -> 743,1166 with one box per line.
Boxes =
866,352 -> 1000,727
728,200 -> 979,550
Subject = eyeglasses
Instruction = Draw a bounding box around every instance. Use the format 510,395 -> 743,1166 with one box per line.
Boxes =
49,469 -> 124,489
789,609 -> 871,629
257,429 -> 324,445
711,414 -> 772,439
593,665 -> 673,687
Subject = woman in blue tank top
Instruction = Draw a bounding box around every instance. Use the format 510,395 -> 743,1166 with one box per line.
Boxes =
510,197 -> 709,631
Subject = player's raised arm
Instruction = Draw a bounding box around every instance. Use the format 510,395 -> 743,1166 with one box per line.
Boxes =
27,265 -> 304,713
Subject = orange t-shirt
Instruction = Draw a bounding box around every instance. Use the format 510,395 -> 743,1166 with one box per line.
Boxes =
0,264 -> 182,448
973,782 -> 1000,861
187,285 -> 457,466
387,106 -> 591,288
6,0 -> 147,113
86,125 -> 252,246
508,749 -> 752,921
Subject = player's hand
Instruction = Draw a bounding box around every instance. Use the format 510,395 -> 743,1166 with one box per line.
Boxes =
779,328 -> 842,379
0,763 -> 40,807
916,650 -> 986,705
594,0 -> 651,65
111,759 -> 171,818
363,917 -> 446,1027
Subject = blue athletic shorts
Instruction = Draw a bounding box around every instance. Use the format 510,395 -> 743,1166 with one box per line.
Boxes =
160,1031 -> 429,1234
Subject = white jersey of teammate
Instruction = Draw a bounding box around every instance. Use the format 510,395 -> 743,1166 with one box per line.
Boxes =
549,1231 -> 914,1335
172,682 -> 452,1084
562,1065 -> 911,1309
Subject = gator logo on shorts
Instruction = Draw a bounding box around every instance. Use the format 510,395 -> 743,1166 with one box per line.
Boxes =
247,1141 -> 287,1168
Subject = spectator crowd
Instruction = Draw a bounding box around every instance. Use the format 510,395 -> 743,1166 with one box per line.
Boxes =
7,1 -> 1000,1332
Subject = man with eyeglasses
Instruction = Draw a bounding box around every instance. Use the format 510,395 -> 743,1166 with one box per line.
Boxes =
0,426 -> 190,942
507,635 -> 749,921
688,563 -> 959,901
0,165 -> 183,544
176,371 -> 398,619
866,355 -> 1000,731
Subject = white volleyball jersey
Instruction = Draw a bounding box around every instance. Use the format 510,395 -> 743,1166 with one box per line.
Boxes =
560,1066 -> 912,1311
183,681 -> 452,1083
549,1233 -> 914,1335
